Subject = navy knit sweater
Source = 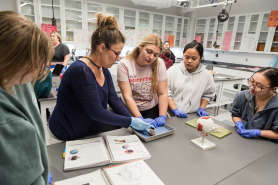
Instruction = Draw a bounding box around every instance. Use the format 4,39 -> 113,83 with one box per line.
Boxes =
49,60 -> 132,140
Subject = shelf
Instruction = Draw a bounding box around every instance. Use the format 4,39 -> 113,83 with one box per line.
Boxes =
198,24 -> 206,25
165,29 -> 173,31
272,41 -> 278,43
153,28 -> 162,30
42,16 -> 61,19
250,21 -> 258,23
235,41 -> 241,42
66,30 -> 74,32
165,21 -> 174,24
24,14 -> 35,17
41,4 -> 60,8
259,31 -> 269,33
153,19 -> 163,22
66,19 -> 82,22
124,15 -> 136,18
139,17 -> 149,20
65,7 -> 82,12
238,22 -> 245,23
87,10 -> 102,13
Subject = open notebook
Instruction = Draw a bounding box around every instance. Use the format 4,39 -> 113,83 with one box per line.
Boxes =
55,160 -> 164,185
64,135 -> 151,171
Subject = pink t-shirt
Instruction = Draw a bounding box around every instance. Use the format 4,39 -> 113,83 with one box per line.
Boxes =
117,57 -> 167,111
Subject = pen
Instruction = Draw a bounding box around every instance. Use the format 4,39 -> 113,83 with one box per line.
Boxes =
63,148 -> 65,158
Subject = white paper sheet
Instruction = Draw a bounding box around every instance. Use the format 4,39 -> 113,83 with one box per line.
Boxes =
125,29 -> 136,46
54,170 -> 108,185
240,34 -> 257,52
74,29 -> 93,50
106,135 -> 151,162
137,24 -> 151,45
104,160 -> 164,185
64,137 -> 110,170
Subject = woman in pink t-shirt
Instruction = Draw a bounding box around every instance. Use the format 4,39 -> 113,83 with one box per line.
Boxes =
117,34 -> 168,128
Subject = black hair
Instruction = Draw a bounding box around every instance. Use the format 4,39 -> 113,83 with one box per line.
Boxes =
256,67 -> 278,88
164,49 -> 171,58
183,40 -> 204,63
164,41 -> 170,45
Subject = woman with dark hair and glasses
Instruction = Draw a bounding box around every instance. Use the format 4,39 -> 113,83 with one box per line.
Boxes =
231,67 -> 278,143
167,40 -> 216,118
48,13 -> 154,142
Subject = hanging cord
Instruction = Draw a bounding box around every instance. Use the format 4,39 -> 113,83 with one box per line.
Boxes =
51,0 -> 56,26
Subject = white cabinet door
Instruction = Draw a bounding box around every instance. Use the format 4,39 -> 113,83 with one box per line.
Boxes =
175,17 -> 182,47
223,16 -> 237,50
182,18 -> 189,47
232,14 -> 248,51
267,27 -> 278,54
152,13 -> 164,39
106,6 -> 120,22
63,0 -> 83,42
194,18 -> 208,46
17,0 -> 39,25
254,12 -> 271,53
86,2 -> 102,32
124,9 -> 136,31
206,18 -> 216,49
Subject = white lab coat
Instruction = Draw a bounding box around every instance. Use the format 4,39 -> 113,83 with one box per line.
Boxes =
167,62 -> 216,113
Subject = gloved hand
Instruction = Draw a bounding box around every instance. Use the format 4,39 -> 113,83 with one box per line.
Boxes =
235,121 -> 245,134
48,171 -> 52,185
138,116 -> 158,128
240,129 -> 261,138
154,115 -> 167,127
130,117 -> 155,134
172,108 -> 188,118
197,108 -> 209,117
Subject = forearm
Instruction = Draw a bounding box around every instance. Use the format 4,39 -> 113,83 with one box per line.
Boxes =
123,96 -> 142,118
63,54 -> 70,66
260,130 -> 278,139
168,99 -> 177,111
158,93 -> 168,116
232,117 -> 242,124
200,99 -> 209,109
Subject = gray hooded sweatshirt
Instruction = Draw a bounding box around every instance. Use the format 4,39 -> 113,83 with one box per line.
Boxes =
230,90 -> 278,144
167,62 -> 216,113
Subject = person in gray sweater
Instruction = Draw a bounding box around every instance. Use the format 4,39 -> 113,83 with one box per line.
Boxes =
0,11 -> 54,184
167,40 -> 216,118
231,67 -> 278,144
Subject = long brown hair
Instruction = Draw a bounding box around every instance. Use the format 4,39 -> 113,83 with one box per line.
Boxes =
125,33 -> 163,95
90,13 -> 125,52
0,11 -> 54,92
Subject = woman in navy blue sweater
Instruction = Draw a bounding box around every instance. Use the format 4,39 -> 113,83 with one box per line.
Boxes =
49,13 -> 153,141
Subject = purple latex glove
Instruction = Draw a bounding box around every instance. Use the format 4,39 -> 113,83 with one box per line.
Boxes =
197,108 -> 209,117
235,121 -> 245,134
154,115 -> 166,127
138,116 -> 158,128
240,129 -> 261,138
172,108 -> 188,118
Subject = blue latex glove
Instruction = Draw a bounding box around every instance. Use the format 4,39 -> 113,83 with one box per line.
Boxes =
154,115 -> 167,127
138,116 -> 158,128
235,121 -> 245,134
197,108 -> 209,117
240,129 -> 261,138
61,66 -> 66,73
130,117 -> 155,134
172,108 -> 188,118
48,171 -> 52,185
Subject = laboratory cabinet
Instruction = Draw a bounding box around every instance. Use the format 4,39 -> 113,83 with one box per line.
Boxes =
17,0 -> 189,46
195,10 -> 278,54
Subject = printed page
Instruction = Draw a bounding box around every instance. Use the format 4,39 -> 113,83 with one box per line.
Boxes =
54,170 -> 109,185
104,160 -> 164,185
64,137 -> 110,170
106,135 -> 151,162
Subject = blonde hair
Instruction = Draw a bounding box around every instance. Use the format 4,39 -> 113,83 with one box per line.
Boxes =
50,31 -> 62,43
90,13 -> 125,52
126,34 -> 163,95
0,11 -> 54,92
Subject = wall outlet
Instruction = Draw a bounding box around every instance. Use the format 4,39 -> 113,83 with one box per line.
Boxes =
245,58 -> 248,62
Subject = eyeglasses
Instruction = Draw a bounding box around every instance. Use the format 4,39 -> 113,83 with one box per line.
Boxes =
106,46 -> 120,58
247,77 -> 272,92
